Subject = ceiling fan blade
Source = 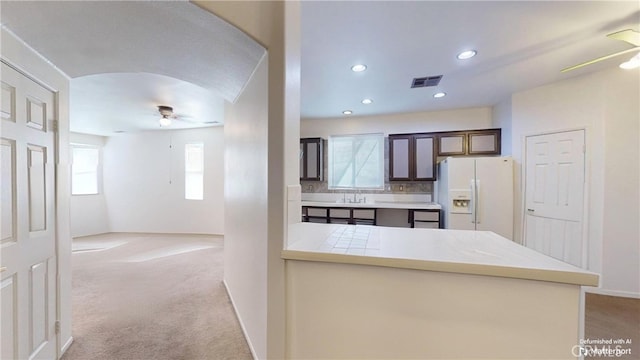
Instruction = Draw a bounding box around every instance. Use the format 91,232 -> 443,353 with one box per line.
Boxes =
176,116 -> 219,125
607,29 -> 640,47
561,47 -> 640,73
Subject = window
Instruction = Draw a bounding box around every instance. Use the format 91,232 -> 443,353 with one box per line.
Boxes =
328,133 -> 384,190
185,143 -> 204,200
71,144 -> 99,195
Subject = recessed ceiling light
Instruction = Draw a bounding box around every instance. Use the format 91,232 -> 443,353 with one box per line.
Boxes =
457,50 -> 477,60
351,64 -> 367,72
433,92 -> 446,98
361,98 -> 373,104
342,110 -> 353,115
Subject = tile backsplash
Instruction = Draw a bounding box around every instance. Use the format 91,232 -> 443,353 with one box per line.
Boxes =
301,139 -> 434,196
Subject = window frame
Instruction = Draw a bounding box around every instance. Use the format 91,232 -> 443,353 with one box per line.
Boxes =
70,143 -> 101,196
327,133 -> 385,190
184,142 -> 204,200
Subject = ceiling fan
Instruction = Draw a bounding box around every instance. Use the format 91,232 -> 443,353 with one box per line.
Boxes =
157,105 -> 218,127
561,29 -> 640,72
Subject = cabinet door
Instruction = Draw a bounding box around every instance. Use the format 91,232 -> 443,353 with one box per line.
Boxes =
468,129 -> 501,155
389,135 -> 411,181
300,138 -> 323,181
306,141 -> 319,179
414,135 -> 435,180
438,133 -> 466,156
299,142 -> 304,179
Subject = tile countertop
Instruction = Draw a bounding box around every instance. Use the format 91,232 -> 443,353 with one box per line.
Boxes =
301,200 -> 442,210
283,223 -> 599,286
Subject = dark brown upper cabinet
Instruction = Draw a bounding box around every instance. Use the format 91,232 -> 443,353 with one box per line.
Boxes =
300,138 -> 323,181
436,128 -> 501,156
468,129 -> 501,155
389,133 -> 436,181
438,132 -> 467,156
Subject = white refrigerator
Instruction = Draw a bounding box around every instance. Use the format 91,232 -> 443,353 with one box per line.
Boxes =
437,156 -> 514,239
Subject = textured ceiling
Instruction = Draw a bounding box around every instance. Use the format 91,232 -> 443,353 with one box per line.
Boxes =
70,73 -> 224,136
1,1 -> 265,103
1,1 -> 638,135
300,1 -> 640,119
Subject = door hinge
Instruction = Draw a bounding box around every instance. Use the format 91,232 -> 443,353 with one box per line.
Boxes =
55,320 -> 60,334
52,120 -> 59,132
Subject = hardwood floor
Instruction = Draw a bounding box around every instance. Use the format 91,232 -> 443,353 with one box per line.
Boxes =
584,293 -> 639,360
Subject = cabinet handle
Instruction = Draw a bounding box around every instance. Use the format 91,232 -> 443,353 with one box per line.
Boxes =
527,208 -> 535,212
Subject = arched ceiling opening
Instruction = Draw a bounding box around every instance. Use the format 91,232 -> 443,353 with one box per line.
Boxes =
1,1 -> 266,135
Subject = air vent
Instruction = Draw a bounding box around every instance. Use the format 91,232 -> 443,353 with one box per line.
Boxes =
411,75 -> 443,88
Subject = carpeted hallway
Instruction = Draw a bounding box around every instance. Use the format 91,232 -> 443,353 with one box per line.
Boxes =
62,233 -> 252,360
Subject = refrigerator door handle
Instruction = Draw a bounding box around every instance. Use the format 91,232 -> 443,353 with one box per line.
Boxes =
470,179 -> 476,224
475,180 -> 481,224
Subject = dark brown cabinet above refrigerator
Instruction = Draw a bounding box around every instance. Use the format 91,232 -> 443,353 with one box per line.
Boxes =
437,128 -> 501,156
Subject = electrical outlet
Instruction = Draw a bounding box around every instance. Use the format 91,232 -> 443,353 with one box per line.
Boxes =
307,185 -> 313,191
399,185 -> 404,191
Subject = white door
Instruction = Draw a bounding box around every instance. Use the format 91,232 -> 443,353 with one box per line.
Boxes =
1,62 -> 58,360
524,130 -> 585,267
475,157 -> 513,239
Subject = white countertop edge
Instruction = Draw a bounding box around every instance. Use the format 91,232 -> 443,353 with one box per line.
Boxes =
281,249 -> 599,287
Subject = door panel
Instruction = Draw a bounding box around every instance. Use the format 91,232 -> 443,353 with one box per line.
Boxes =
27,97 -> 46,131
526,131 -> 584,221
475,157 -> 513,239
1,276 -> 18,360
28,145 -> 47,232
0,62 -> 57,360
525,130 -> 585,267
1,80 -> 16,122
1,139 -> 16,243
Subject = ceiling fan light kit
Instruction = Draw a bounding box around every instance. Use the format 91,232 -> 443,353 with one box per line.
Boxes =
619,53 -> 640,70
159,116 -> 172,127
158,105 -> 174,127
561,29 -> 640,73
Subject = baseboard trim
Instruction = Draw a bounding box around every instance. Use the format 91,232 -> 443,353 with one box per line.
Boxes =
60,336 -> 73,358
584,286 -> 640,299
223,280 -> 258,360
72,232 -> 224,240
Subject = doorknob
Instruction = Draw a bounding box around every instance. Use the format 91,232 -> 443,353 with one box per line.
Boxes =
0,267 -> 6,273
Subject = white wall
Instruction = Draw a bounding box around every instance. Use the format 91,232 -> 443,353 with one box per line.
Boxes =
199,1 -> 296,358
301,106 -> 493,138
512,66 -> 639,296
103,127 -> 224,235
222,56 -> 270,360
492,99 -> 512,155
69,132 -> 109,237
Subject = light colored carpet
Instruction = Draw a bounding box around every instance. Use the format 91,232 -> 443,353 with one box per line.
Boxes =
62,233 -> 252,360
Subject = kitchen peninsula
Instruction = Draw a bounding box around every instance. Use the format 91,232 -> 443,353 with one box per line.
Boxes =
282,222 -> 598,359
